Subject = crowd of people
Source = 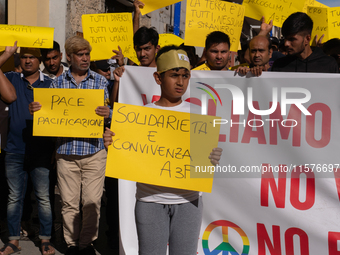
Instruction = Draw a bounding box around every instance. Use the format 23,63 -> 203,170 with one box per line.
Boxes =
0,2 -> 339,255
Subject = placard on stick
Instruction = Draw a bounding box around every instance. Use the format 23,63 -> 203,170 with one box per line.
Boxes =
185,0 -> 244,52
33,88 -> 104,138
106,103 -> 221,193
0,24 -> 54,48
82,13 -> 137,62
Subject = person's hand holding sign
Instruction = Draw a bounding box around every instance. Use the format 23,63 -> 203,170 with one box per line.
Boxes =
29,101 -> 42,115
209,148 -> 223,166
95,106 -> 110,119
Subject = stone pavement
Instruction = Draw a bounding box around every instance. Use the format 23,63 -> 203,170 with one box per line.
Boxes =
0,192 -> 119,255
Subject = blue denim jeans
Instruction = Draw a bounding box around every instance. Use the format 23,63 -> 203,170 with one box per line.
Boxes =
5,152 -> 52,240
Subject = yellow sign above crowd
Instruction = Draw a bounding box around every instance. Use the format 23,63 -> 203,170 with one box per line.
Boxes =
328,7 -> 340,39
0,25 -> 54,48
82,13 -> 136,62
185,0 -> 245,52
308,6 -> 340,44
106,103 -> 221,193
243,0 -> 306,27
303,0 -> 328,13
159,33 -> 184,48
33,88 -> 104,138
308,7 -> 329,44
140,0 -> 181,15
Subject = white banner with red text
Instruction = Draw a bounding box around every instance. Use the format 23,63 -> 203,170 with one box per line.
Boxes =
117,65 -> 340,255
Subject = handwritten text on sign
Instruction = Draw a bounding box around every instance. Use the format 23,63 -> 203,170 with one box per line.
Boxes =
106,103 -> 221,193
308,7 -> 329,44
82,13 -> 136,62
303,0 -> 328,13
0,25 -> 54,48
185,0 -> 245,52
328,7 -> 340,39
243,0 -> 306,27
33,88 -> 104,138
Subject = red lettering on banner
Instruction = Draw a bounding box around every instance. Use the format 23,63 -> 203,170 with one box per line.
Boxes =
140,94 -> 160,105
333,170 -> 340,202
285,228 -> 309,254
241,101 -> 266,144
258,224 -> 310,255
257,223 -> 282,254
185,97 -> 200,106
261,164 -> 287,208
261,165 -> 315,210
230,100 -> 239,143
269,103 -> 301,147
306,103 -> 331,148
290,167 -> 315,210
329,232 -> 340,254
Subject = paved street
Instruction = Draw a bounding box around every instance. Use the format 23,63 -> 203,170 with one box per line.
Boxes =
0,192 -> 119,255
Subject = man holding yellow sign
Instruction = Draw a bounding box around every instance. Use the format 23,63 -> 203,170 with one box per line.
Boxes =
30,36 -> 110,255
104,46 -> 222,255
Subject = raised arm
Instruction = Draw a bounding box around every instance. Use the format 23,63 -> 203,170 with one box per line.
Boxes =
0,41 -> 18,103
133,0 -> 145,34
258,16 -> 273,36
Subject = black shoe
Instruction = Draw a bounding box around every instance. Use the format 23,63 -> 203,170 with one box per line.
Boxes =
65,246 -> 79,255
79,245 -> 96,255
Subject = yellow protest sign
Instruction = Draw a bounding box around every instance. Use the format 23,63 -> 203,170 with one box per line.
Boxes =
185,0 -> 245,52
159,34 -> 184,48
140,0 -> 181,15
106,103 -> 221,193
303,0 -> 328,13
0,25 -> 53,48
82,13 -> 135,61
308,7 -> 329,44
33,88 -> 104,138
243,0 -> 306,27
328,7 -> 340,40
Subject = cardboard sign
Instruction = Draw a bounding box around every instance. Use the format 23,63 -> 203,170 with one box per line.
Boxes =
33,88 -> 104,138
0,24 -> 54,48
82,13 -> 136,62
106,103 -> 221,193
140,0 -> 182,15
185,0 -> 244,52
243,0 -> 306,27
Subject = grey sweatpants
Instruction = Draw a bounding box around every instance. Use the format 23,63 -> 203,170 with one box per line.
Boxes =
135,198 -> 203,255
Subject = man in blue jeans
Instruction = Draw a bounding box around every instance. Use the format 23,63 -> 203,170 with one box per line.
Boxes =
0,45 -> 55,255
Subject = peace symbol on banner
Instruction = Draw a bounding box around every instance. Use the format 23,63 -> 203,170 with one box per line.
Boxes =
202,220 -> 250,255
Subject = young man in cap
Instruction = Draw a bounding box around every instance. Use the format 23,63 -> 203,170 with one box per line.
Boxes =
104,45 -> 222,254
